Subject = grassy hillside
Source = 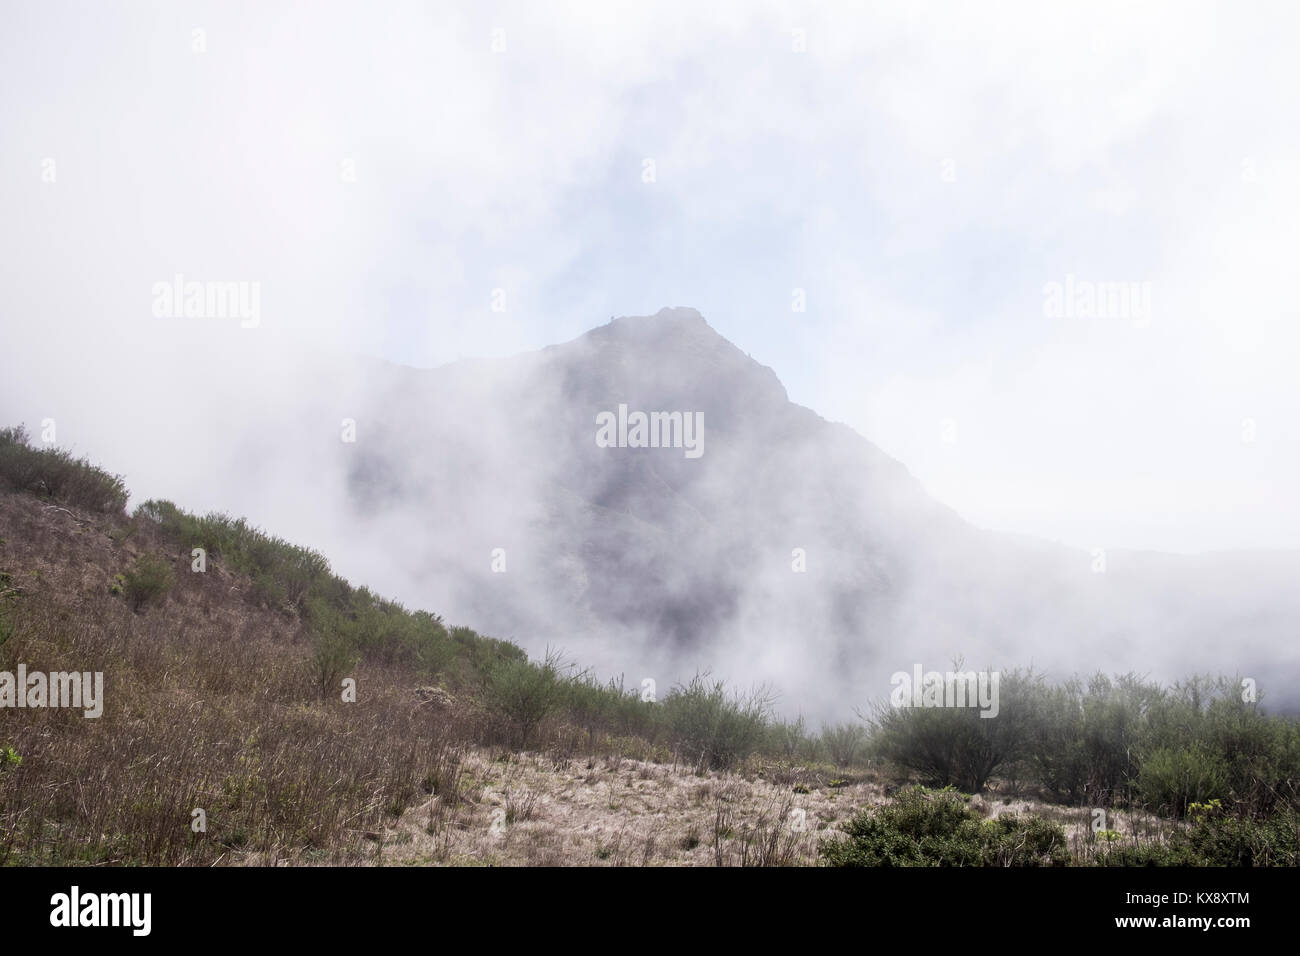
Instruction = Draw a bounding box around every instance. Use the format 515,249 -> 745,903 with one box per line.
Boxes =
1,424 -> 1297,866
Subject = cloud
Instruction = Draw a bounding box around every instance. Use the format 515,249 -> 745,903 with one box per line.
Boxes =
3,2 -> 1299,716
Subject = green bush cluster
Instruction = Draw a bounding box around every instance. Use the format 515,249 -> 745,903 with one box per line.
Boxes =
868,670 -> 1300,818
767,716 -> 810,759
128,495 -> 817,766
0,425 -> 127,514
820,785 -> 1069,867
129,498 -> 793,764
481,661 -> 780,766
1096,800 -> 1300,866
121,553 -> 174,612
482,650 -> 569,748
661,675 -> 773,771
820,721 -> 870,769
1023,673 -> 1154,803
136,497 -> 528,688
137,500 -> 330,611
564,672 -> 656,742
870,668 -> 1040,792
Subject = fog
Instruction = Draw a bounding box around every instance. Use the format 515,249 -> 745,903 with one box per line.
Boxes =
3,2 -> 1299,719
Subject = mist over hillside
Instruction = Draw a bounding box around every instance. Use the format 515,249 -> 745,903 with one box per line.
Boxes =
8,307 -> 1293,719
327,307 -> 1300,717
4,2 -> 1299,734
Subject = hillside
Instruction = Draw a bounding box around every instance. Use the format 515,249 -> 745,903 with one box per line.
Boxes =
0,435 -> 896,866
2,424 -> 1298,868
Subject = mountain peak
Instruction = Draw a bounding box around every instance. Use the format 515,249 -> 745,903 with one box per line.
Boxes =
597,306 -> 715,341
573,307 -> 787,406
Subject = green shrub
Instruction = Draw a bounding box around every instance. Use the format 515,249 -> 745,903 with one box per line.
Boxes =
249,570 -> 287,610
1015,671 -> 1300,817
564,672 -> 659,744
869,669 -> 1038,793
767,715 -> 810,760
820,721 -> 869,769
820,785 -> 1068,867
1180,807 -> 1300,866
1137,745 -> 1229,818
137,500 -> 331,611
1096,803 -> 1300,867
1195,695 -> 1300,816
798,730 -> 824,763
1025,674 -> 1154,805
137,497 -> 530,690
0,425 -> 127,513
311,633 -> 357,699
122,553 -> 174,612
483,650 -> 568,748
662,674 -> 772,771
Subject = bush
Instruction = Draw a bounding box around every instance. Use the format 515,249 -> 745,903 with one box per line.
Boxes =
122,554 -> 174,612
820,721 -> 869,769
564,672 -> 659,745
0,425 -> 127,514
137,500 -> 331,612
820,786 -> 1069,867
1095,802 -> 1300,867
767,715 -> 811,760
483,649 -> 568,749
865,666 -> 1300,817
662,674 -> 772,771
1184,693 -> 1300,817
1181,805 -> 1300,866
869,668 -> 1039,793
311,633 -> 357,699
1024,674 -> 1154,805
137,497 -> 530,689
1136,744 -> 1230,818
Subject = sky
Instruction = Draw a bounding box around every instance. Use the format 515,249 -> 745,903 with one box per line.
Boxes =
2,0 -> 1299,556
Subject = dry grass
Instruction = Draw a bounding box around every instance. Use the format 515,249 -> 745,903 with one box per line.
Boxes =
0,492 -> 478,865
377,748 -> 886,866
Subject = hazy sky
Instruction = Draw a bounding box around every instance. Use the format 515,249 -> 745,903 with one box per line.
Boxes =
3,0 -> 1298,555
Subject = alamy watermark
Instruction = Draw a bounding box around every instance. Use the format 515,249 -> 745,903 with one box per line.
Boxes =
50,886 -> 150,936
1043,274 -> 1151,326
595,404 -> 704,459
890,664 -> 1000,718
0,666 -> 103,718
151,273 -> 260,328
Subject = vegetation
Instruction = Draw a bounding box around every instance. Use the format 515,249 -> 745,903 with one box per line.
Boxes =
1,424 -> 1298,866
136,497 -> 526,685
820,721 -> 869,769
1094,799 -> 1300,867
866,669 -> 1300,817
483,649 -> 569,748
820,785 -> 1069,867
661,675 -> 773,771
121,553 -> 174,612
0,425 -> 127,514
